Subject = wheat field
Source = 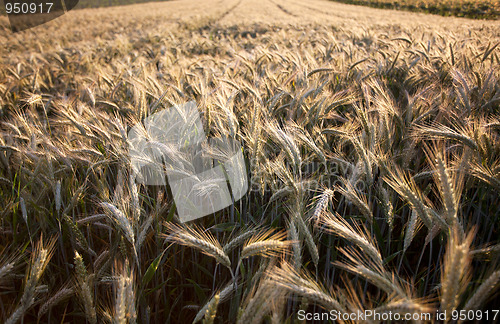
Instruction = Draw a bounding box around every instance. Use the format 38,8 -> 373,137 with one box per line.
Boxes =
0,0 -> 499,323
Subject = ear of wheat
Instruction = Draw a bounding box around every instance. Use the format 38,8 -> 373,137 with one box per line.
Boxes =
194,280 -> 235,323
240,229 -> 291,260
223,229 -> 257,255
164,222 -> 231,268
38,286 -> 74,318
463,269 -> 500,311
114,262 -> 137,324
320,211 -> 383,266
335,247 -> 408,299
440,227 -> 474,321
238,276 -> 286,324
74,251 -> 97,324
266,261 -> 345,313
6,238 -> 55,324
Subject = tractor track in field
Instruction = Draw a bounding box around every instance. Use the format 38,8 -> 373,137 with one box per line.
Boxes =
284,0 -> 364,21
286,0 -> 334,16
216,0 -> 243,22
268,0 -> 298,17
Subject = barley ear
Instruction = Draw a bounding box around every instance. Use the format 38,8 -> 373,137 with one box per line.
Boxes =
440,227 -> 473,321
463,269 -> 500,311
74,251 -> 97,324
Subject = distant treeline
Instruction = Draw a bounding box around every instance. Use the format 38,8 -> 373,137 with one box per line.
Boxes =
330,0 -> 499,19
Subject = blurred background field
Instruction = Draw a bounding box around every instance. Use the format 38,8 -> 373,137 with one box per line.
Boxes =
0,0 -> 498,19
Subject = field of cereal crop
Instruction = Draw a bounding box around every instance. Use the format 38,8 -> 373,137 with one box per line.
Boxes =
1,0 -> 499,323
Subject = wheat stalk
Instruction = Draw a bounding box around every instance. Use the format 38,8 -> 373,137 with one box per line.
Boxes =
414,124 -> 478,150
238,277 -> 285,324
287,218 -> 302,269
6,238 -> 54,324
336,247 -> 408,298
463,269 -> 500,311
266,262 -> 345,312
223,229 -> 257,254
310,188 -> 334,224
114,263 -> 137,324
440,227 -> 473,321
240,230 -> 290,260
38,287 -> 74,317
384,166 -> 434,229
74,251 -> 97,324
164,222 -> 231,268
403,209 -> 420,253
320,211 -> 382,266
336,178 -> 373,221
101,202 -> 136,246
194,280 -> 235,323
425,145 -> 464,232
